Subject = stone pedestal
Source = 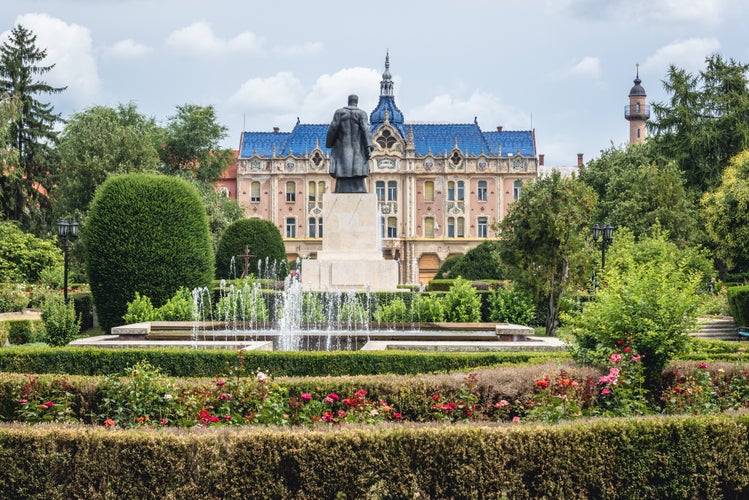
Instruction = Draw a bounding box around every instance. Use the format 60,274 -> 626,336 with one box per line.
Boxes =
301,193 -> 399,291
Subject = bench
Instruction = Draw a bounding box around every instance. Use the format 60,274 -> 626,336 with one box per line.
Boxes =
739,326 -> 749,340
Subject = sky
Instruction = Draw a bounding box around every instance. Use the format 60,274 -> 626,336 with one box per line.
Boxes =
2,0 -> 749,167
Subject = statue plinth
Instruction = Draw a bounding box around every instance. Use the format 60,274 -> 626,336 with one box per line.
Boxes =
301,193 -> 399,291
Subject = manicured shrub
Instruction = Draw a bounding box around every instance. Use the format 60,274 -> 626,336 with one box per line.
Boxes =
215,218 -> 288,280
6,319 -> 44,345
85,174 -> 214,332
411,293 -> 445,322
728,285 -> 749,327
435,240 -> 503,280
0,222 -> 62,283
488,286 -> 536,325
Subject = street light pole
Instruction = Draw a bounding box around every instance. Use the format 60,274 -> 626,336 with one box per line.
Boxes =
57,219 -> 79,303
592,223 -> 614,270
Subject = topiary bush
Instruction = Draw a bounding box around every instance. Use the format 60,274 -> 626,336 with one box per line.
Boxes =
215,218 -> 288,280
442,277 -> 482,322
84,174 -> 214,333
728,286 -> 749,327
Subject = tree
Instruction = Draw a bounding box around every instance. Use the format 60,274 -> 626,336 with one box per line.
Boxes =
649,54 -> 749,193
190,180 -> 244,253
579,143 -> 698,245
0,221 -> 62,282
215,218 -> 288,280
433,241 -> 503,280
494,171 -> 596,336
84,174 -> 214,332
159,104 -> 233,183
0,24 -> 65,231
56,103 -> 161,216
702,150 -> 749,273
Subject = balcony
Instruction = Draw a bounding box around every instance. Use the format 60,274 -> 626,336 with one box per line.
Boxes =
625,104 -> 651,120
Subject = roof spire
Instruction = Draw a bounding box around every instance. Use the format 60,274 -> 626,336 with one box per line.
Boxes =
380,50 -> 394,97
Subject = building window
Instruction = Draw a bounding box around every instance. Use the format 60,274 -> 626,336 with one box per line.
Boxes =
375,181 -> 385,202
387,180 -> 397,201
457,217 -> 465,238
318,217 -> 323,238
308,217 -> 316,238
447,217 -> 455,238
217,186 -> 230,197
457,181 -> 464,202
286,181 -> 296,202
250,181 -> 261,203
637,128 -> 641,138
387,217 -> 398,238
477,181 -> 487,201
513,180 -> 522,201
318,182 -> 325,203
376,129 -> 397,149
424,181 -> 434,202
424,217 -> 435,238
379,217 -> 385,238
447,181 -> 455,201
308,181 -> 316,202
285,217 -> 296,238
478,217 -> 488,238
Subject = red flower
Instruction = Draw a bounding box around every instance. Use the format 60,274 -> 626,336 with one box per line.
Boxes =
218,393 -> 230,400
327,392 -> 340,401
393,412 -> 402,419
159,419 -> 168,425
617,340 -> 625,346
104,419 -> 116,427
623,347 -> 631,353
301,392 -> 312,402
18,399 -> 27,405
697,363 -> 708,370
41,401 -> 54,408
432,394 -> 441,401
215,380 -> 226,387
536,380 -> 549,388
355,389 -> 367,398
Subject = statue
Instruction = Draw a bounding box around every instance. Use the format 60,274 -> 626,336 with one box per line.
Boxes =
325,94 -> 374,193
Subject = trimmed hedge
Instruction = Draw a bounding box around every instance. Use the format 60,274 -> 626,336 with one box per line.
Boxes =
0,347 -> 561,377
0,415 -> 747,497
728,285 -> 749,327
215,218 -> 288,280
4,319 -> 43,345
85,174 -> 214,333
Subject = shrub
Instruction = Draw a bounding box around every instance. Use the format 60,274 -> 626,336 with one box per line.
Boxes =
215,218 -> 288,280
374,296 -> 408,323
488,286 -> 536,325
442,277 -> 482,322
6,320 -> 44,345
728,286 -> 749,327
156,287 -> 194,321
0,222 -> 63,283
40,293 -> 81,347
214,282 -> 269,323
411,293 -> 445,322
0,284 -> 29,313
436,241 -> 503,280
85,174 -> 214,332
122,292 -> 156,324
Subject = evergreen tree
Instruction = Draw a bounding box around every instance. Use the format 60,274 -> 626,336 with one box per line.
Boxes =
0,24 -> 65,231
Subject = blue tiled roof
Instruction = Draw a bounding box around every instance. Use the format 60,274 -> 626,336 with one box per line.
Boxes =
240,119 -> 535,159
370,96 -> 406,137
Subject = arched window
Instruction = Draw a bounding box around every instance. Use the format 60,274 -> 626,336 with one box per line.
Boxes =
376,129 -> 397,149
286,181 -> 296,202
457,180 -> 464,202
308,217 -> 316,238
477,181 -> 487,201
447,181 -> 455,201
447,217 -> 455,238
424,217 -> 435,238
375,181 -> 385,202
387,180 -> 397,201
424,181 -> 434,202
308,181 -> 316,202
477,217 -> 488,238
250,181 -> 261,203
457,217 -> 465,238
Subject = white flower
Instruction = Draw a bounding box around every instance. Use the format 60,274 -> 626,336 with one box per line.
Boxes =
163,394 -> 173,400
255,371 -> 268,383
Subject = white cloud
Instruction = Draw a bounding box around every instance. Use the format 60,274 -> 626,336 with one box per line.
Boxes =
550,0 -> 727,24
5,13 -> 101,105
564,56 -> 602,80
299,67 -> 381,122
230,72 -> 305,111
105,39 -> 153,60
166,21 -> 263,57
642,37 -> 721,74
409,90 -> 527,130
273,41 -> 324,57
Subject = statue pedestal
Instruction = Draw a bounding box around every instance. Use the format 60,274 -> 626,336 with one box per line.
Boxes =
301,193 -> 399,291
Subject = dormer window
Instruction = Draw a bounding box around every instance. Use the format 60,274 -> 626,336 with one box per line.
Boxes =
376,129 -> 397,149
450,151 -> 462,166
311,151 -> 323,166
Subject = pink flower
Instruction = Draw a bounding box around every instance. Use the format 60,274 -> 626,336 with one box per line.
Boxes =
512,416 -> 521,423
223,415 -> 232,421
218,393 -> 230,400
41,401 -> 54,409
355,389 -> 367,398
697,363 -> 708,370
159,419 -> 168,425
393,412 -> 402,419
610,353 -> 622,363
494,399 -> 510,408
301,392 -> 312,402
631,354 -> 641,362
18,399 -> 27,405
322,411 -> 334,422
323,396 -> 335,404
327,392 -> 340,402
601,387 -> 611,395
432,394 -> 441,401
215,380 -> 226,387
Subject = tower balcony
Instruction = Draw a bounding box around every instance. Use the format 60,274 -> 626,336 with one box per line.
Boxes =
625,104 -> 650,120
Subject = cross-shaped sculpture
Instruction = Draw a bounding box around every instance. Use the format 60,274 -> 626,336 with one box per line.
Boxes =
236,245 -> 256,279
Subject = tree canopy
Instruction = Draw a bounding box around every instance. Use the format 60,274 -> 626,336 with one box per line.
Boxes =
494,171 -> 596,336
0,24 -> 65,231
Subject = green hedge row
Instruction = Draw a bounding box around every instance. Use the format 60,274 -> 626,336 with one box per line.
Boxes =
0,347 -> 561,377
0,415 -> 747,498
728,285 -> 749,327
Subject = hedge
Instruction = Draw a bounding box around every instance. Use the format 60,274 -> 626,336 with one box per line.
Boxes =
728,285 -> 749,328
85,174 -> 214,333
0,347 -> 560,377
215,218 -> 288,280
0,415 -> 747,498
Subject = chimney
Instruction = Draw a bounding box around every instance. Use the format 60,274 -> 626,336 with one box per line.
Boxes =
539,154 -> 545,166
273,127 -> 280,133
496,126 -> 503,132
577,153 -> 584,167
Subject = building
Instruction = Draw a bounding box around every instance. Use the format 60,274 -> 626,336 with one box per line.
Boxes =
233,54 -> 538,285
625,64 -> 649,144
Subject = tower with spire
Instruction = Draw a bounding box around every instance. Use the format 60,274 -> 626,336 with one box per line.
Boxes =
625,64 -> 649,144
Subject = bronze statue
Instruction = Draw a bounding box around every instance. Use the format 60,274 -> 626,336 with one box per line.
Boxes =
325,94 -> 374,193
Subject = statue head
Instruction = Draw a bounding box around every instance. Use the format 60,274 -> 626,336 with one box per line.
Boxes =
347,94 -> 359,107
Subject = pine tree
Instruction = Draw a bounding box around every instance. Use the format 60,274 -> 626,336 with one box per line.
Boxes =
0,24 -> 65,231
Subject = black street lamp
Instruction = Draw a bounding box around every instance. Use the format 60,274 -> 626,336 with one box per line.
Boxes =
592,223 -> 615,270
57,218 -> 79,303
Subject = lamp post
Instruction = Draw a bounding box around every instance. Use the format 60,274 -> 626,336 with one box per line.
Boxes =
592,223 -> 614,270
57,218 -> 79,303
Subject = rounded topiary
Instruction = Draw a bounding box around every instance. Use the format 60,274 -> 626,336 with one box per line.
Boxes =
435,241 -> 502,280
84,174 -> 214,333
215,218 -> 288,280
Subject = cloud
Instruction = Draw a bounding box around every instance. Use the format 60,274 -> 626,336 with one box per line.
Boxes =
4,13 -> 101,105
230,72 -> 306,111
166,21 -> 264,57
550,0 -> 727,24
409,90 -> 527,130
300,67 -> 381,121
104,39 -> 153,60
564,56 -> 602,80
273,41 -> 324,57
642,37 -> 721,74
